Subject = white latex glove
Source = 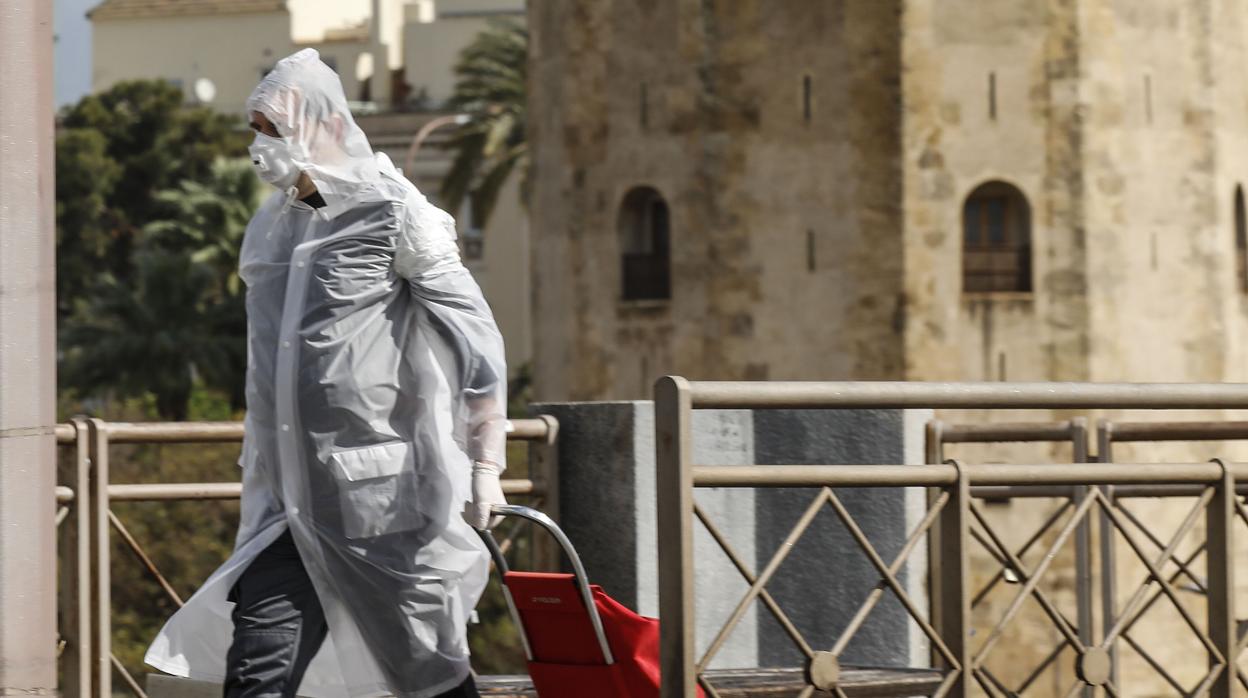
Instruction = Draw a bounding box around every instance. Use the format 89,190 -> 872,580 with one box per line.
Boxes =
463,460 -> 506,530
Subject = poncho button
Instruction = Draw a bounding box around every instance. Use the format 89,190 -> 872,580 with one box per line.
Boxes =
281,424 -> 290,432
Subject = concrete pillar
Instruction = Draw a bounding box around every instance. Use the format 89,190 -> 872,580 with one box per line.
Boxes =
532,402 -> 930,671
0,0 -> 58,694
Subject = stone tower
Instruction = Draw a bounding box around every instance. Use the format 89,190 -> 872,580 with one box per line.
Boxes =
527,3 -> 1248,692
528,0 -> 1248,403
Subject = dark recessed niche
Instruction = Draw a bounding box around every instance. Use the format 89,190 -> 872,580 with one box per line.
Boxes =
988,71 -> 997,122
802,74 -> 812,124
619,186 -> 671,302
806,229 -> 816,272
640,82 -> 649,131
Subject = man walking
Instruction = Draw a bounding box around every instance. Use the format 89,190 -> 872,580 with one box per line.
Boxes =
145,49 -> 509,698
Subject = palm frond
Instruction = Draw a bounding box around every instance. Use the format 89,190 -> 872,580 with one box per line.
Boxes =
440,20 -> 529,230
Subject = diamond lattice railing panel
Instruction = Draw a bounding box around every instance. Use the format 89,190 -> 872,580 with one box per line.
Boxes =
692,486 -> 960,696
968,496 -> 1090,695
969,494 -> 1096,668
963,485 -> 1231,697
1098,490 -> 1224,695
688,467 -> 1248,697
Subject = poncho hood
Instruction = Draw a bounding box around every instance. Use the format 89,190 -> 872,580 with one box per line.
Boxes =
246,48 -> 381,219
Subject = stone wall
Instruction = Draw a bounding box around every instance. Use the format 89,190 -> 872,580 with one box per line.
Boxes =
900,0 -> 1248,386
527,0 -> 1248,393
528,0 -> 907,403
527,2 -> 1248,693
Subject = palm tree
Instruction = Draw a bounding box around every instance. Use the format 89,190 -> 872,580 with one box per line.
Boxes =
144,158 -> 260,299
441,20 -> 528,229
60,158 -> 257,418
59,250 -> 243,420
144,158 -> 256,409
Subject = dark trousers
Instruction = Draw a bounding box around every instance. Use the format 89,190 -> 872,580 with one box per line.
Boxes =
224,529 -> 481,698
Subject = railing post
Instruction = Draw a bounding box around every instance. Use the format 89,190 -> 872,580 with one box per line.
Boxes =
1069,418 -> 1095,698
1206,459 -> 1235,698
87,419 -> 111,698
1095,419 -> 1119,688
924,420 -> 945,671
656,376 -> 695,698
60,419 -> 93,698
936,459 -> 970,696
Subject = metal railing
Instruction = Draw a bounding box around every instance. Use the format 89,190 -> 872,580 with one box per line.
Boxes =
655,378 -> 1248,697
54,416 -> 559,698
928,419 -> 1096,697
1094,419 -> 1248,692
938,418 -> 1248,693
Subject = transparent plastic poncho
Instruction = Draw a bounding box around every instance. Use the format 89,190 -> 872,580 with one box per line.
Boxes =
145,48 -> 508,697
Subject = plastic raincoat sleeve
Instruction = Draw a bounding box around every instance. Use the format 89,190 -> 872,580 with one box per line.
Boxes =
395,200 -> 508,470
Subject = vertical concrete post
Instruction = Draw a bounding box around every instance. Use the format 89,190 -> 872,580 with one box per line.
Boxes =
0,0 -> 58,694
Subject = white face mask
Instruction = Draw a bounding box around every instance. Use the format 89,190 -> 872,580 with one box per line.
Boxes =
248,132 -> 302,190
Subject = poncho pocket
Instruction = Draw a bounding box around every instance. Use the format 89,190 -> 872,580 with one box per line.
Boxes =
329,441 -> 423,539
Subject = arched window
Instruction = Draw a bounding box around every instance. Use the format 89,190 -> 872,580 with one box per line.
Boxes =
1235,185 -> 1247,293
619,186 -> 671,301
962,181 -> 1032,293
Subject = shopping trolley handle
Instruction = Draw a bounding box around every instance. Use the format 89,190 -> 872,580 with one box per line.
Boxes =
477,504 -> 580,577
477,504 -> 617,665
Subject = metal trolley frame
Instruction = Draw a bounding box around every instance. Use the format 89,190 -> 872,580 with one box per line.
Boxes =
478,504 -> 616,666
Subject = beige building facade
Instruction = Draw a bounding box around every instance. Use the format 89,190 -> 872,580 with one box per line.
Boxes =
404,0 -> 526,107
90,0 -> 524,112
89,0 -> 408,112
528,0 -> 1248,397
529,0 -> 1248,692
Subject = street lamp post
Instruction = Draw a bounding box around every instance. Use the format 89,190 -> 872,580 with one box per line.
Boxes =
401,112 -> 471,177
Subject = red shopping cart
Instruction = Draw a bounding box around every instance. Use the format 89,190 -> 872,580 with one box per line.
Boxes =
479,505 -> 704,698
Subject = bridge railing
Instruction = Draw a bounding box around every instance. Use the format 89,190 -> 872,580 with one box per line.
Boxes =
656,379 -> 1248,698
927,418 -> 1096,697
936,418 -> 1248,694
54,416 -> 559,698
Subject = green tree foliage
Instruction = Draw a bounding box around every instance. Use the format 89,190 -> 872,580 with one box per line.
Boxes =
55,129 -> 123,313
142,158 -> 260,410
57,81 -> 254,419
145,157 -> 259,296
60,247 -> 246,421
55,398 -> 245,685
56,79 -> 248,320
442,20 -> 529,229
59,80 -> 247,225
